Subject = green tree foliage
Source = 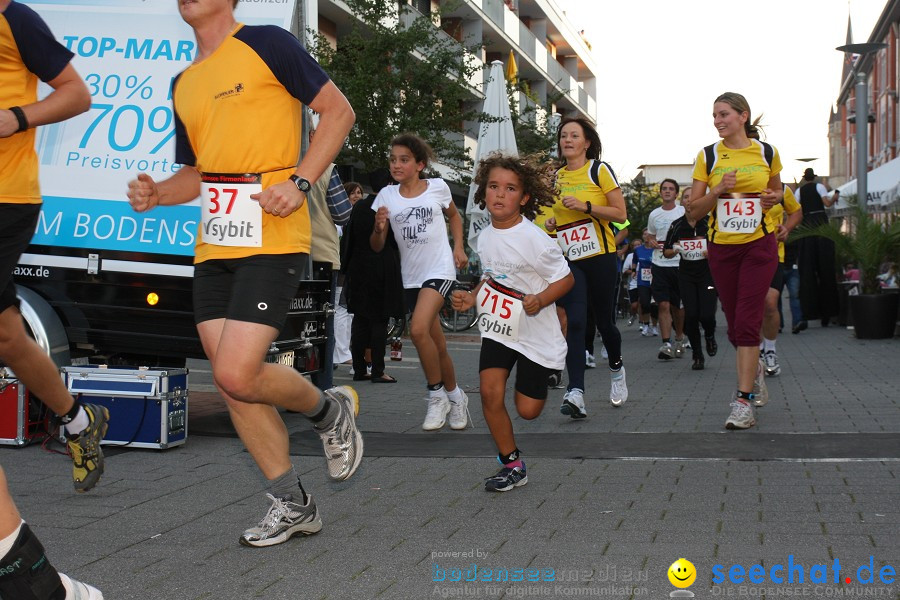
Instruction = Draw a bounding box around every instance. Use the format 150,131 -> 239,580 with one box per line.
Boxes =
311,0 -> 484,181
621,181 -> 662,234
507,80 -> 566,161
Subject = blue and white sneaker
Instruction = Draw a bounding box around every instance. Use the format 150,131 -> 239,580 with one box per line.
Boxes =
484,461 -> 527,492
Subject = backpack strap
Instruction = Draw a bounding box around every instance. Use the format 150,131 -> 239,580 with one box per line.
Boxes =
704,143 -> 717,177
588,159 -> 601,188
759,140 -> 774,168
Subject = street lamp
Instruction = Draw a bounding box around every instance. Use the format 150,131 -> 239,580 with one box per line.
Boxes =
836,42 -> 888,210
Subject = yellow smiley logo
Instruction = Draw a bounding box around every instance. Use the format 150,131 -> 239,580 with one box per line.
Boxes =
668,558 -> 696,588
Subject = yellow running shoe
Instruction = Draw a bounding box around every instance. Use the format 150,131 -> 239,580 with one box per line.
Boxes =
67,403 -> 109,493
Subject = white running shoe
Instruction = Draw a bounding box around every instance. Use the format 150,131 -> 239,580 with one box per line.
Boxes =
600,345 -> 608,360
560,388 -> 587,419
763,351 -> 781,377
60,574 -> 104,600
448,391 -> 470,430
725,398 -> 756,429
640,324 -> 650,336
674,338 -> 685,358
610,367 -> 628,407
658,342 -> 674,360
585,351 -> 596,368
752,359 -> 769,407
422,393 -> 450,430
651,325 -> 659,336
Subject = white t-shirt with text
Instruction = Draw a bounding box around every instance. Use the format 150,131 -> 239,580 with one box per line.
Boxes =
478,219 -> 570,369
372,179 -> 457,288
647,204 -> 685,267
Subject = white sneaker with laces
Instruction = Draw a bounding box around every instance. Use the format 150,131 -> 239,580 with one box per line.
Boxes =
422,393 -> 450,430
600,345 -> 608,360
610,367 -> 628,407
725,398 -> 756,429
674,338 -> 685,358
763,350 -> 781,377
640,324 -> 650,336
448,391 -> 470,430
651,325 -> 659,336
585,351 -> 596,368
752,359 -> 769,406
560,388 -> 587,419
60,573 -> 104,600
658,342 -> 674,360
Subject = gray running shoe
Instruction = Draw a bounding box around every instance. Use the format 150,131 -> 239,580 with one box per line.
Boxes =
316,386 -> 363,481
763,350 -> 781,377
752,358 -> 769,406
240,493 -> 322,547
674,338 -> 685,358
725,399 -> 756,430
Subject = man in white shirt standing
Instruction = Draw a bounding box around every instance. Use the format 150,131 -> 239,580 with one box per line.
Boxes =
647,178 -> 686,360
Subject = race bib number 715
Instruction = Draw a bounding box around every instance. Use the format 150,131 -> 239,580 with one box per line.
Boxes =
477,278 -> 525,342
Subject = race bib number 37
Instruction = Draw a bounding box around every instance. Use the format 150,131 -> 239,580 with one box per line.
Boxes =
717,193 -> 761,234
557,218 -> 602,260
477,278 -> 525,342
201,173 -> 263,247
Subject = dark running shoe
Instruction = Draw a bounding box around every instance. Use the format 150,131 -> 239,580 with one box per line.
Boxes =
68,403 -> 109,493
705,335 -> 718,357
484,462 -> 527,492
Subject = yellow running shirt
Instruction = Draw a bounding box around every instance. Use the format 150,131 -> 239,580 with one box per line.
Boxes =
766,184 -> 801,263
553,160 -> 619,259
691,139 -> 783,245
172,24 -> 329,263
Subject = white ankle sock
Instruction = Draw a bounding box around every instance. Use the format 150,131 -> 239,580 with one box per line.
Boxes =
763,338 -> 776,352
0,520 -> 24,559
65,406 -> 89,437
428,386 -> 446,400
446,386 -> 463,403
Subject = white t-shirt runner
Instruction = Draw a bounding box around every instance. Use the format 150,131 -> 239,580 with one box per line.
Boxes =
647,204 -> 685,267
372,179 -> 457,288
477,219 -> 570,370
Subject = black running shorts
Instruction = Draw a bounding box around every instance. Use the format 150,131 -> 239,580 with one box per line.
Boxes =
478,337 -> 558,400
193,253 -> 308,330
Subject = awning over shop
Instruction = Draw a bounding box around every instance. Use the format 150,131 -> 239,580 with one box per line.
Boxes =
833,155 -> 900,214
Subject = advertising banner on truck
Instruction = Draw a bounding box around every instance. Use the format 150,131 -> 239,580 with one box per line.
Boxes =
21,0 -> 296,257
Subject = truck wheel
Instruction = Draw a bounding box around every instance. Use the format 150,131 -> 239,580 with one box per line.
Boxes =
15,286 -> 71,368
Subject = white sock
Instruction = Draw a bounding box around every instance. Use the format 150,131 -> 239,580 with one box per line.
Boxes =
0,520 -> 24,559
64,406 -> 89,437
446,386 -> 463,404
763,338 -> 776,352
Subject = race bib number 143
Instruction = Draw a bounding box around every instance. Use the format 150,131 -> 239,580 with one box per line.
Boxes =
716,193 -> 761,234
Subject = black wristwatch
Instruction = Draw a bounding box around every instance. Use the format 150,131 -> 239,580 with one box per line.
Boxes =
289,174 -> 311,193
584,201 -> 592,214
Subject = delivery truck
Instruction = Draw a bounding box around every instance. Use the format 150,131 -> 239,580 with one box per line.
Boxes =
16,0 -> 328,372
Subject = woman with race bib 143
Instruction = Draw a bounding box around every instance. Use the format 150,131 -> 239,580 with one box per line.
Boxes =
544,117 -> 628,418
685,92 -> 783,430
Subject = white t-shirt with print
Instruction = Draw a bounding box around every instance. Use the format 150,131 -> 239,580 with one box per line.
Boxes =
622,253 -> 638,290
372,179 -> 457,288
647,204 -> 685,267
478,219 -> 570,370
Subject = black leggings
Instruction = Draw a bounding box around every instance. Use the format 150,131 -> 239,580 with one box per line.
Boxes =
679,272 -> 717,359
558,252 -> 622,391
350,314 -> 388,378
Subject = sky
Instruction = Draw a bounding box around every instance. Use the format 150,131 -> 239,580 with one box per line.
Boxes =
557,0 -> 887,183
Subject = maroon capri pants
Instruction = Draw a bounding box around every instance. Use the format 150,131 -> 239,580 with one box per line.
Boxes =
707,234 -> 778,348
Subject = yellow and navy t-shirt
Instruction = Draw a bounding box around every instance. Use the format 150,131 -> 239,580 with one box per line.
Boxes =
173,24 -> 328,263
553,160 -> 619,257
766,184 -> 801,263
0,1 -> 74,204
691,139 -> 783,245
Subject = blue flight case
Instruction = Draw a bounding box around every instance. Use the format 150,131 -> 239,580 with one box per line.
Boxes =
60,365 -> 188,449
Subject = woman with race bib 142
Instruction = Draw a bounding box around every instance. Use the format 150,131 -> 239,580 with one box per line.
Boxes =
544,117 -> 628,418
685,92 -> 783,430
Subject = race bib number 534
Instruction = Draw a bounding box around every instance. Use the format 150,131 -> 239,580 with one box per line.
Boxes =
717,193 -> 761,234
477,279 -> 524,342
201,173 -> 263,247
